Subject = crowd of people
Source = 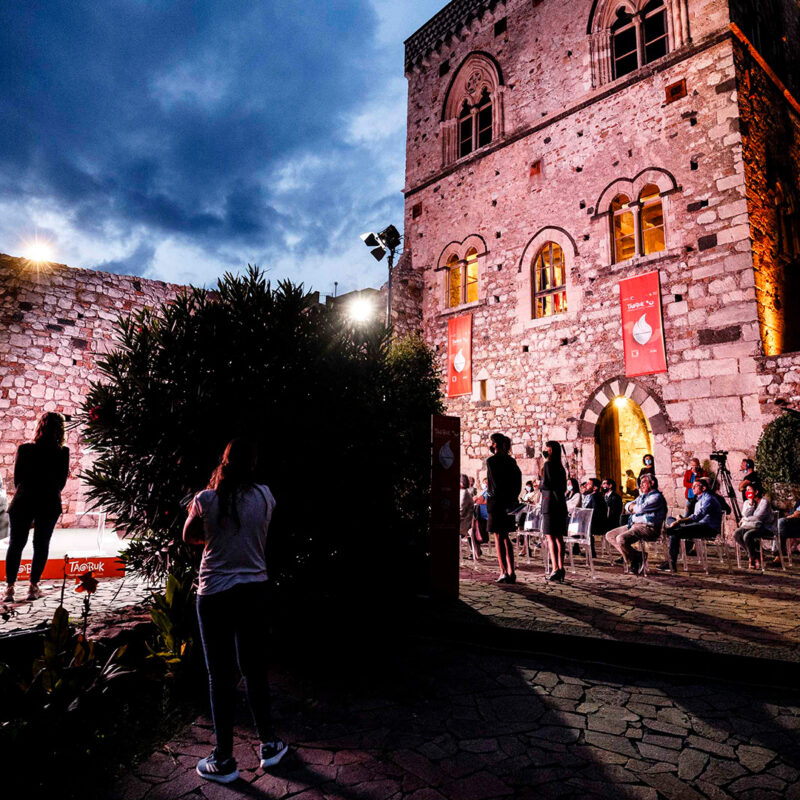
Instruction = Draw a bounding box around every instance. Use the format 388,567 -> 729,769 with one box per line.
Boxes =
460,433 -> 800,582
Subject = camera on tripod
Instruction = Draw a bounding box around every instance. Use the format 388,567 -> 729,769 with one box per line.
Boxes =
710,450 -> 729,465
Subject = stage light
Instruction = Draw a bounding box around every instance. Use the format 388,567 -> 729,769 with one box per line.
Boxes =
614,396 -> 629,408
348,296 -> 373,323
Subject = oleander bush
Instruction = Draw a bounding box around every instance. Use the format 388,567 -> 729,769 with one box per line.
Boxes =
79,267 -> 442,613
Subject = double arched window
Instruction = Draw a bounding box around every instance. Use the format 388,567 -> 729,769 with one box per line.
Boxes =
532,242 -> 567,318
590,0 -> 688,87
611,184 -> 665,263
447,248 -> 479,307
441,53 -> 504,165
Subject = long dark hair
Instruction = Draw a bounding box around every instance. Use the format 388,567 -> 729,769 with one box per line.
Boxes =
207,438 -> 258,527
34,412 -> 65,448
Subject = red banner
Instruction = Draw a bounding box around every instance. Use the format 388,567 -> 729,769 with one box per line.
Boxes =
0,555 -> 125,581
619,271 -> 667,377
447,315 -> 472,397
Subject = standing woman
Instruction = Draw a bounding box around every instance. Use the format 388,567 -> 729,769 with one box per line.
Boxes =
541,440 -> 568,583
486,433 -> 522,584
183,438 -> 288,784
3,412 -> 69,602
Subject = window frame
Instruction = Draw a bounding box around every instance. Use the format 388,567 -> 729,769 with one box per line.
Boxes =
531,242 -> 568,319
446,248 -> 480,308
609,186 -> 667,264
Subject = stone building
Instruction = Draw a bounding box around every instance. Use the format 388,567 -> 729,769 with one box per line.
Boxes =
398,0 -> 800,505
0,255 -> 180,524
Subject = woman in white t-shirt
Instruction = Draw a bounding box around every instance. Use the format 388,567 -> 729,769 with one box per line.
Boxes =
183,438 -> 287,784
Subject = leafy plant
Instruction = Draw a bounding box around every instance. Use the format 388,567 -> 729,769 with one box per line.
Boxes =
78,267 -> 443,604
147,571 -> 195,679
756,412 -> 800,492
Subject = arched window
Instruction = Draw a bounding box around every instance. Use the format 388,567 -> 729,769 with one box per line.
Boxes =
447,248 -> 479,307
640,184 -> 665,255
442,54 -> 503,165
612,9 -> 639,78
612,194 -> 636,263
591,0 -> 681,86
532,242 -> 567,318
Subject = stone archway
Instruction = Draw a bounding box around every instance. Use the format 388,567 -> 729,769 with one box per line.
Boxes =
578,377 -> 669,439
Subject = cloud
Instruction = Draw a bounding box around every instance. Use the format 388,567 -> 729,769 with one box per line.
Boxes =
0,0 -> 446,294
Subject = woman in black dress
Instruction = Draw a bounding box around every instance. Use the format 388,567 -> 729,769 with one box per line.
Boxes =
541,440 -> 568,582
486,433 -> 522,584
3,412 -> 69,602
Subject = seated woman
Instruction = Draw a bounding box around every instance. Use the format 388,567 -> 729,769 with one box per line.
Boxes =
565,478 -> 582,514
733,484 -> 777,570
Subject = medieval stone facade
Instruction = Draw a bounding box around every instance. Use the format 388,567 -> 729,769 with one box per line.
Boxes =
399,0 -> 800,506
0,255 -> 180,524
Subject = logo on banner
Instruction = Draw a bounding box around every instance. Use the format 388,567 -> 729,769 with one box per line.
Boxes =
632,314 -> 653,345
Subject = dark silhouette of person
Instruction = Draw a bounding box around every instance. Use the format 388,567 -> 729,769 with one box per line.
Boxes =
541,440 -> 568,582
486,433 -> 522,584
4,412 -> 69,603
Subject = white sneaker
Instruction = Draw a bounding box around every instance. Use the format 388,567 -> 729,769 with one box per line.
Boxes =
2,584 -> 13,603
26,583 -> 43,601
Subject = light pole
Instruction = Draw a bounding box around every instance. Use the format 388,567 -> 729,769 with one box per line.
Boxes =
360,225 -> 402,327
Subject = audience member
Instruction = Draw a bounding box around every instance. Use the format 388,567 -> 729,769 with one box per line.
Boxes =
565,477 -> 582,513
733,484 -> 777,570
486,433 -> 522,584
773,497 -> 800,566
580,478 -> 606,556
601,478 -> 623,532
683,457 -> 704,515
623,469 -> 639,501
541,440 -> 568,583
660,478 -> 722,572
605,474 -> 666,575
460,474 -> 479,558
638,454 -> 655,484
738,459 -> 760,502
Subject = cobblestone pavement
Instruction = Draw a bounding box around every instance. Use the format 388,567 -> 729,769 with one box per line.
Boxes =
0,575 -> 155,635
115,639 -> 800,800
457,550 -> 800,663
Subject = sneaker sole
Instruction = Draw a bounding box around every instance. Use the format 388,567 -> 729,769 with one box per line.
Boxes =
196,766 -> 239,783
260,744 -> 289,768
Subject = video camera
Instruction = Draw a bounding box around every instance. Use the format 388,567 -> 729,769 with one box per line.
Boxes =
710,450 -> 729,465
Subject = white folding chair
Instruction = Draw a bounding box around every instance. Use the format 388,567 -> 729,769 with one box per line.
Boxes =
565,508 -> 595,578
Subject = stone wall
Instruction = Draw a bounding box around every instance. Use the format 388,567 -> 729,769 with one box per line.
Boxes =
0,254 -> 180,524
399,0 -> 799,509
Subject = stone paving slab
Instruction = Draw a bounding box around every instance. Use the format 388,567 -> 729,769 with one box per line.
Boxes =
454,552 -> 800,664
114,640 -> 800,800
0,575 -> 155,637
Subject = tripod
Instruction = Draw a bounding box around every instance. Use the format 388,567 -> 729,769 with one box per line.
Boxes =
711,461 -> 742,525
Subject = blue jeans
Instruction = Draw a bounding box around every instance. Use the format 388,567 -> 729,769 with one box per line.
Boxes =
668,522 -> 718,565
778,517 -> 800,554
197,580 -> 274,757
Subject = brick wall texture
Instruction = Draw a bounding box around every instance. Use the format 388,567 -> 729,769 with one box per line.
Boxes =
0,255 -> 180,524
399,0 -> 800,508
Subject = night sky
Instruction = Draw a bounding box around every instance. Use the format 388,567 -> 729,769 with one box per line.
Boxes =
0,0 -> 443,294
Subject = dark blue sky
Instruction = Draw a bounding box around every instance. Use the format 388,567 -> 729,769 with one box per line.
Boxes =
0,0 -> 443,293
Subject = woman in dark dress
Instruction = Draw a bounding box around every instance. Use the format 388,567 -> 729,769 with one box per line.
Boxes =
638,454 -> 656,485
486,433 -> 522,584
3,412 -> 69,603
541,440 -> 568,583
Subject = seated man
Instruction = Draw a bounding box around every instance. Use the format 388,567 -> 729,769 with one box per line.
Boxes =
605,474 -> 667,575
773,497 -> 800,566
601,478 -> 623,531
660,477 -> 722,572
580,478 -> 607,557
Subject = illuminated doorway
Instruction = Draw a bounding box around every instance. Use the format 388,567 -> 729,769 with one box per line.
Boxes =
595,396 -> 654,502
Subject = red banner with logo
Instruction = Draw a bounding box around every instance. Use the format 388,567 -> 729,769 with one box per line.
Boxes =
447,315 -> 472,397
619,270 -> 667,377
430,414 -> 460,599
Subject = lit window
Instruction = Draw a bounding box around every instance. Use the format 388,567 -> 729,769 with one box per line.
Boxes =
532,242 -> 567,318
447,249 -> 480,307
640,184 -> 665,255
612,194 -> 636,263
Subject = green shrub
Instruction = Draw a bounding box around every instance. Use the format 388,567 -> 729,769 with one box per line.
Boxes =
756,412 -> 800,491
79,267 -> 442,607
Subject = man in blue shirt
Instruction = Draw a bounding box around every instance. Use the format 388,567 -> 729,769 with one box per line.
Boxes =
605,474 -> 667,575
660,478 -> 722,572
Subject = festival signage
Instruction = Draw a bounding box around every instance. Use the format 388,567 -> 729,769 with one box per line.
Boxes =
619,270 -> 667,377
446,314 -> 472,397
430,414 -> 460,599
0,556 -> 125,581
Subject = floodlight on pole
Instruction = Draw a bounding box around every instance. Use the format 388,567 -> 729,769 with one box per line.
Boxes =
360,224 -> 402,326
